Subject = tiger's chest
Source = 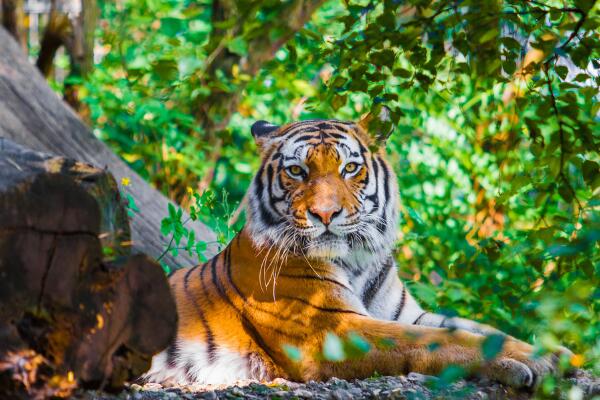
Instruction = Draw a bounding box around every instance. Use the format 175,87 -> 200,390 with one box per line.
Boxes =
145,339 -> 269,385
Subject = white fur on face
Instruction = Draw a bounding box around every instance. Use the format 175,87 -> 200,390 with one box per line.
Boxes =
247,122 -> 399,268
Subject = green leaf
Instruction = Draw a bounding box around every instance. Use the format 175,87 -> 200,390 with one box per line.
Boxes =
501,37 -> 521,51
478,28 -> 498,44
332,94 -> 347,111
195,241 -> 208,252
582,160 -> 599,186
126,194 -> 140,213
282,344 -> 302,362
555,66 -> 568,80
438,365 -> 467,384
346,332 -> 371,356
227,37 -> 248,56
159,17 -> 186,37
393,68 -> 411,79
482,334 -> 506,361
152,59 -> 179,81
323,332 -> 346,362
558,184 -> 573,203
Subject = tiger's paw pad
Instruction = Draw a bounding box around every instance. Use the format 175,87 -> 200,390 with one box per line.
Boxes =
487,358 -> 534,388
486,353 -> 558,389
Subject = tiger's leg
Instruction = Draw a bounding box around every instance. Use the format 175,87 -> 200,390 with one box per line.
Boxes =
292,315 -> 556,388
359,262 -> 571,363
359,260 -> 514,337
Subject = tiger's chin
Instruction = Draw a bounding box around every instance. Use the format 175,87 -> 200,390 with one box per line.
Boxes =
305,235 -> 350,259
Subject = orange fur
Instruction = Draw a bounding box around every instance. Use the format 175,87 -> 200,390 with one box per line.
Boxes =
148,118 -> 560,388
169,230 -> 549,384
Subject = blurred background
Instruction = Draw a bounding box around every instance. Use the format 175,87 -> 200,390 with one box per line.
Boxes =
2,0 -> 599,386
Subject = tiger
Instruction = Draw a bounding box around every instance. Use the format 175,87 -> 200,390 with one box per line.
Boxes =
143,114 -> 564,388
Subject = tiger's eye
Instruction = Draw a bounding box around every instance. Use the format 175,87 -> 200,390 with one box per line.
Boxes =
344,162 -> 358,174
288,165 -> 303,176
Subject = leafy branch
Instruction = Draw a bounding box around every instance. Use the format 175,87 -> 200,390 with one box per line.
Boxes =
541,63 -> 583,212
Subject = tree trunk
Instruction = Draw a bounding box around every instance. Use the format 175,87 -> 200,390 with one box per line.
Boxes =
1,0 -> 26,50
63,0 -> 99,116
0,139 -> 177,398
0,26 -> 217,269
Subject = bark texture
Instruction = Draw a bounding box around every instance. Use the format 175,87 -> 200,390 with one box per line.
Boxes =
0,26 -> 217,268
0,138 -> 177,398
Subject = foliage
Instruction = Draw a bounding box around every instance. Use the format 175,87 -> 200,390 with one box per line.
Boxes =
45,0 -> 599,391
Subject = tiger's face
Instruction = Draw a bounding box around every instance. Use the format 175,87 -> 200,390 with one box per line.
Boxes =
247,118 -> 398,262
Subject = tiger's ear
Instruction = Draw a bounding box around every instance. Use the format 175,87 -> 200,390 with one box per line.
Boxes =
251,120 -> 279,145
358,105 -> 394,145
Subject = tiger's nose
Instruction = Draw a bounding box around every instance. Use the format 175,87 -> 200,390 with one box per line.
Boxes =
308,205 -> 342,226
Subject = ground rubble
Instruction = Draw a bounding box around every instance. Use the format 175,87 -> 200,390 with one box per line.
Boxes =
74,370 -> 600,400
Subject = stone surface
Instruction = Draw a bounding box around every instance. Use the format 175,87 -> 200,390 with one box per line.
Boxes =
70,370 -> 600,400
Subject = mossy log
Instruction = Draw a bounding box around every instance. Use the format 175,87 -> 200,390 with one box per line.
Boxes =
0,139 -> 177,398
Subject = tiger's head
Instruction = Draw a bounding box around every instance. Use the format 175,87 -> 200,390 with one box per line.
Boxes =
246,114 -> 399,264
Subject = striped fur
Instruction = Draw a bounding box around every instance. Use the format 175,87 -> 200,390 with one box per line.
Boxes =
143,118 -> 561,387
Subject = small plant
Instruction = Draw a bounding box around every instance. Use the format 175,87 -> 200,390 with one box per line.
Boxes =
120,180 -> 237,275
158,187 -> 240,274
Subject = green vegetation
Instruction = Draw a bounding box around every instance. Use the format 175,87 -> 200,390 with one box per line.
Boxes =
45,0 -> 599,394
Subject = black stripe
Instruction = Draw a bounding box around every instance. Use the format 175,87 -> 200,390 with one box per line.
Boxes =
199,261 -> 214,306
241,316 -> 279,362
292,133 -> 320,143
279,295 -> 366,316
439,316 -> 449,328
338,259 -> 363,277
379,157 -> 391,207
280,119 -> 352,139
224,246 -> 246,300
362,260 -> 393,308
354,132 -> 369,155
279,121 -> 323,137
323,132 -> 347,140
209,246 -> 302,361
278,273 -> 353,292
413,312 -> 428,325
266,164 -> 285,210
365,155 -> 380,210
392,285 -> 407,320
253,164 -> 284,225
184,264 -> 217,362
211,254 -> 229,304
258,198 -> 283,225
166,342 -> 179,368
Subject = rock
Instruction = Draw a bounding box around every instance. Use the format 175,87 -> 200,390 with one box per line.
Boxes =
130,384 -> 143,392
329,388 -> 353,400
142,383 -> 164,391
407,372 -> 432,383
231,387 -> 245,396
293,388 -> 315,398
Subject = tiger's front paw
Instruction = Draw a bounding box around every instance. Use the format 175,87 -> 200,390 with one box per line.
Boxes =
484,339 -> 558,389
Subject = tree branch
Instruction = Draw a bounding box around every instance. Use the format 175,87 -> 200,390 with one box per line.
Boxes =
542,63 -> 582,211
36,0 -> 71,77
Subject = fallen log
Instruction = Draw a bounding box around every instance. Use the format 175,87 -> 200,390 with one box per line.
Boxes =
0,139 -> 177,398
0,26 -> 216,269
